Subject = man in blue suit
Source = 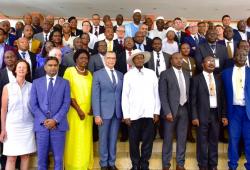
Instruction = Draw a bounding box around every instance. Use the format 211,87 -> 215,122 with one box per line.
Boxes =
92,51 -> 123,170
30,57 -> 71,170
222,49 -> 250,170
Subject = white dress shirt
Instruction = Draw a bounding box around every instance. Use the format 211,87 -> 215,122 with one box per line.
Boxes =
148,29 -> 167,40
162,38 -> 179,55
46,74 -> 57,89
63,36 -> 76,49
153,50 -> 166,75
88,33 -> 98,49
18,50 -> 32,72
173,67 -> 187,104
232,66 -> 245,106
43,32 -> 50,41
239,31 -> 248,41
122,67 -> 161,120
126,50 -> 133,70
203,71 -> 217,108
105,66 -> 118,83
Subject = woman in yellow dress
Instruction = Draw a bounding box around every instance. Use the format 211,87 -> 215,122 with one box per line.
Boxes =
63,49 -> 94,170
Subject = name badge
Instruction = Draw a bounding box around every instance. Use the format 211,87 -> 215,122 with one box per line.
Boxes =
215,58 -> 220,68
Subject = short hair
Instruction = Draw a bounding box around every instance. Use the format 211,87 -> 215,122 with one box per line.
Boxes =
198,21 -> 205,26
73,49 -> 90,63
12,59 -> 31,81
48,47 -> 62,57
105,51 -> 116,58
116,14 -> 123,18
45,56 -> 59,65
82,20 -> 91,26
174,17 -> 182,21
237,40 -> 249,48
202,55 -> 214,63
180,42 -> 190,48
152,37 -> 162,43
0,28 -> 7,35
215,24 -> 223,29
80,32 -> 90,39
222,15 -> 230,21
68,16 -> 76,23
92,14 -> 100,18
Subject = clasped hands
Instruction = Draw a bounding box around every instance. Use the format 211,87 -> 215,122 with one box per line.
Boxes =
43,119 -> 57,129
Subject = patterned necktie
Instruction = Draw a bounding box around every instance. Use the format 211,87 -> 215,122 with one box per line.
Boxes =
128,51 -> 132,69
21,52 -> 26,59
110,70 -> 116,86
194,36 -> 199,45
227,41 -> 233,59
178,70 -> 186,105
47,77 -> 54,112
156,52 -> 160,78
209,74 -> 215,96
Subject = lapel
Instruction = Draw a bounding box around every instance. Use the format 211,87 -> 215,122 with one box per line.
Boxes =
149,52 -> 155,70
3,68 -> 9,83
52,77 -> 61,96
103,69 -> 115,88
214,75 -> 220,100
204,42 -> 214,55
200,73 -> 209,95
97,54 -> 104,67
41,76 -> 48,100
170,67 -> 179,90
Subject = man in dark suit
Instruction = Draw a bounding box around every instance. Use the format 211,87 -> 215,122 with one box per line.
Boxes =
0,50 -> 18,170
88,40 -> 107,73
191,56 -> 227,170
0,20 -> 17,47
173,17 -> 187,47
68,16 -> 83,36
183,22 -> 206,57
92,52 -> 123,170
33,19 -> 53,44
16,13 -> 33,39
16,37 -> 36,81
30,57 -> 70,170
233,20 -> 250,42
90,14 -> 105,37
195,29 -> 228,74
238,40 -> 250,67
35,47 -> 67,79
222,49 -> 250,170
113,14 -> 124,32
138,23 -> 153,52
159,52 -> 190,170
133,31 -> 152,52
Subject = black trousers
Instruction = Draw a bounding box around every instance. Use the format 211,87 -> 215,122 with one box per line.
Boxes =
128,118 -> 155,170
196,108 -> 220,169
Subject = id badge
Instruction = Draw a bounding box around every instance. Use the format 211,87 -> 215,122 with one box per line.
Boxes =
215,58 -> 220,68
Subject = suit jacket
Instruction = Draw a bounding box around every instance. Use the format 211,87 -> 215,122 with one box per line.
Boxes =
90,25 -> 105,35
34,64 -> 67,79
191,72 -> 225,123
115,51 -> 128,74
6,33 -> 17,47
62,51 -> 75,67
174,31 -> 187,45
217,39 -> 238,56
30,39 -> 42,54
93,39 -> 122,55
183,35 -> 206,57
92,68 -> 123,119
145,37 -> 153,52
182,57 -> 197,76
222,66 -> 250,119
88,53 -> 105,73
71,29 -> 83,37
195,42 -> 228,74
133,43 -> 152,52
233,29 -> 250,42
33,32 -> 45,44
1,44 -> 17,69
30,76 -> 71,132
0,68 -> 9,107
32,25 -> 43,34
146,51 -> 171,71
159,67 -> 190,117
17,51 -> 37,80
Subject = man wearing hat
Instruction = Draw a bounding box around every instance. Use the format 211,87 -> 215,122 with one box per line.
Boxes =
122,49 -> 160,170
125,9 -> 142,38
149,16 -> 167,40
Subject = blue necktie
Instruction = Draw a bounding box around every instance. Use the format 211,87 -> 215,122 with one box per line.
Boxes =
47,78 -> 54,112
194,36 -> 199,45
21,52 -> 26,59
111,70 -> 116,86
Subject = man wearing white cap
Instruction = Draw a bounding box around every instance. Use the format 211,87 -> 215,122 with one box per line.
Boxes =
125,9 -> 142,38
122,49 -> 160,170
149,16 -> 167,40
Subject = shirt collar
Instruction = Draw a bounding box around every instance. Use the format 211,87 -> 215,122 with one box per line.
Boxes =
46,74 -> 57,81
105,66 -> 115,71
173,66 -> 182,72
203,71 -> 213,77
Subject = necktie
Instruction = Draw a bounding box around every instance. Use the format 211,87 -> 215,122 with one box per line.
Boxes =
194,36 -> 199,45
47,77 -> 54,112
21,52 -> 26,59
119,40 -> 123,47
107,41 -> 112,51
227,41 -> 233,59
45,34 -> 48,42
138,44 -> 142,50
156,52 -> 160,78
128,51 -> 132,69
178,70 -> 186,105
208,74 -> 215,96
110,70 -> 116,86
236,68 -> 243,100
94,26 -> 98,36
210,44 -> 216,51
177,32 -> 181,41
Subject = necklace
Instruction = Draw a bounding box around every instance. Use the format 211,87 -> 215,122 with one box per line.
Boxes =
75,66 -> 86,73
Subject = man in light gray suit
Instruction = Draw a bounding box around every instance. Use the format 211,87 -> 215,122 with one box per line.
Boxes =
159,52 -> 190,170
33,19 -> 53,44
62,37 -> 83,67
92,52 -> 123,170
88,40 -> 107,73
147,37 -> 170,78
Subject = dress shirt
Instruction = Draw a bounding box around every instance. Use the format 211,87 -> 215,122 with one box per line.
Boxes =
0,43 -> 4,68
126,50 -> 133,70
63,36 -> 76,49
46,74 -> 57,89
43,32 -> 50,41
225,39 -> 235,55
239,31 -> 247,41
92,25 -> 100,35
7,67 -> 16,83
18,50 -> 32,72
173,67 -> 187,104
232,66 -> 245,106
148,29 -> 167,40
122,67 -> 160,120
203,71 -> 218,108
136,43 -> 144,51
153,50 -> 166,75
162,39 -> 179,55
105,66 -> 118,84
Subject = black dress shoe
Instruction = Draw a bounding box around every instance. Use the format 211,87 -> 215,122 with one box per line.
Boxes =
101,166 -> 109,170
109,165 -> 118,170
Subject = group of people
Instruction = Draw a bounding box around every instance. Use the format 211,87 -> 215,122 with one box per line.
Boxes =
0,8 -> 250,170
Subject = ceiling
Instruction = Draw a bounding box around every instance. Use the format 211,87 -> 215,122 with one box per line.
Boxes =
0,0 -> 250,21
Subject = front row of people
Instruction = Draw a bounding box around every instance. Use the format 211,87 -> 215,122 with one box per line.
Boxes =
0,48 -> 249,170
